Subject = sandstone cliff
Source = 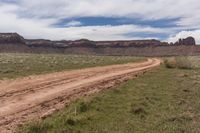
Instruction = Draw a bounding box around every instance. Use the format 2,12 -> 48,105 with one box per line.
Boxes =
0,33 -> 199,56
174,37 -> 196,45
0,33 -> 25,44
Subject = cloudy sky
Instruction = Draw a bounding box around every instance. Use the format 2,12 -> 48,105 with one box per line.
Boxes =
0,0 -> 200,43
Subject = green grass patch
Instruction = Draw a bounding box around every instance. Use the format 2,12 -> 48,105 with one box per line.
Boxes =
16,59 -> 200,133
0,53 -> 143,79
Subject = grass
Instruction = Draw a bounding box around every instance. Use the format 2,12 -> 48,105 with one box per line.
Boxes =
0,53 -> 143,79
16,57 -> 200,133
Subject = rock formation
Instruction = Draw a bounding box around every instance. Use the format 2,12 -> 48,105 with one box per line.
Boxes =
174,37 -> 196,45
0,32 -> 199,56
0,33 -> 25,44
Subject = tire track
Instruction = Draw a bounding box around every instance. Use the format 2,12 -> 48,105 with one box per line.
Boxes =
0,58 -> 161,132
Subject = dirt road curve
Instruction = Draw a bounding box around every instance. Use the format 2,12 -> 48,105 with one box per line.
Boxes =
0,58 -> 160,132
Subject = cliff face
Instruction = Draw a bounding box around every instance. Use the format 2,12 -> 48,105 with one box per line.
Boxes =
0,33 -> 31,53
95,39 -> 167,47
24,38 -> 168,48
0,33 -> 25,44
0,33 -> 199,56
174,37 -> 196,45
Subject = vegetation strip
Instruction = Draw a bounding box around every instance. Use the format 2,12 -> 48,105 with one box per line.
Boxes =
0,53 -> 143,79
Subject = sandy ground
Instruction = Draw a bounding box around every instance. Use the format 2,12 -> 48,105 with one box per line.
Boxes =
0,58 -> 161,132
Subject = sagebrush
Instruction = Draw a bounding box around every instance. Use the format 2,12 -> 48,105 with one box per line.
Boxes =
164,57 -> 193,69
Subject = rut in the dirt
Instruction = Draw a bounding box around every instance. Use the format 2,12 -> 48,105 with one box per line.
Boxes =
0,59 -> 161,133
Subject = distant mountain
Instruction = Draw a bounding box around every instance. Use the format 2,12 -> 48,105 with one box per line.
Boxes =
0,32 -> 198,56
0,32 -> 196,47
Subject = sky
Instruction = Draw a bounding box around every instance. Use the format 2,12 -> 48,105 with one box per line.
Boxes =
0,0 -> 200,43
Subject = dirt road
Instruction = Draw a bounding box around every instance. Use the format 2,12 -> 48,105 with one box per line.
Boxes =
0,58 -> 160,132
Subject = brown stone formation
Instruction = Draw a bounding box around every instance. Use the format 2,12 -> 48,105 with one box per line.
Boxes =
0,33 -> 30,53
174,36 -> 196,45
95,39 -> 167,47
0,32 -> 199,56
0,33 -> 25,44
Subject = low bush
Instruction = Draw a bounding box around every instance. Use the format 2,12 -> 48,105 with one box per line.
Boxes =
164,57 -> 193,69
66,118 -> 76,126
79,101 -> 90,113
164,58 -> 177,68
176,57 -> 193,69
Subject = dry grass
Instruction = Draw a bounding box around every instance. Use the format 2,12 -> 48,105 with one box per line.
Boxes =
164,57 -> 193,69
0,53 -> 144,79
176,57 -> 193,69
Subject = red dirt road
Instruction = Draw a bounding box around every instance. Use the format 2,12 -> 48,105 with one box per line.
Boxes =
0,59 -> 161,132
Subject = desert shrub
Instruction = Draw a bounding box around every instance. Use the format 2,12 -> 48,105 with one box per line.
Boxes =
164,57 -> 193,69
176,57 -> 193,69
164,58 -> 177,68
130,102 -> 148,119
66,118 -> 76,126
79,101 -> 89,113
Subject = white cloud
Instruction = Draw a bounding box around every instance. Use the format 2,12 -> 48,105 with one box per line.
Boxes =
15,0 -> 200,25
168,30 -> 200,44
0,2 -> 172,41
0,0 -> 200,42
65,21 -> 82,27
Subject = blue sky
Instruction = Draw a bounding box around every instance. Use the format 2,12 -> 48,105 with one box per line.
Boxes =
0,0 -> 200,43
56,17 -> 179,28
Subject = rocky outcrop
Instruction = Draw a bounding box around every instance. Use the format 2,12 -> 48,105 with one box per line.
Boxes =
95,39 -> 168,47
26,38 -> 167,48
26,39 -> 68,48
174,37 -> 196,45
66,39 -> 96,47
0,33 -> 30,53
0,32 -> 199,56
26,39 -> 96,48
0,33 -> 25,44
